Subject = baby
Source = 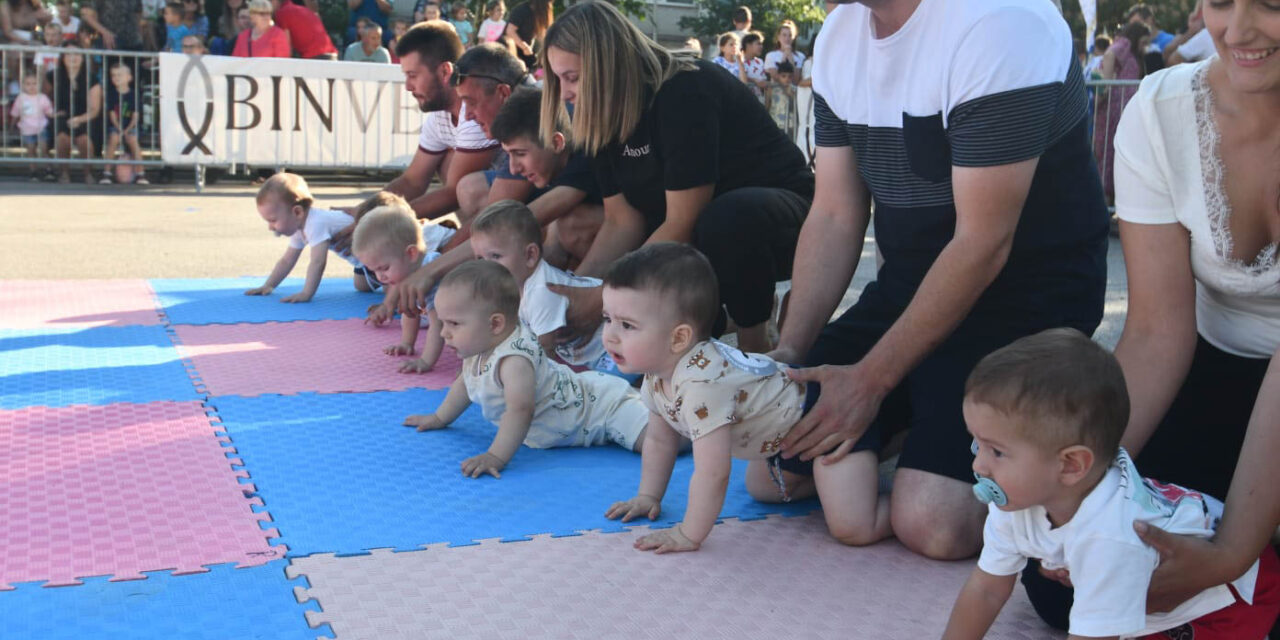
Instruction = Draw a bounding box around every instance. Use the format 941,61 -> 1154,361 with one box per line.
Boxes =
403,260 -> 649,479
351,200 -> 448,374
469,200 -> 631,380
10,72 -> 53,182
943,329 -> 1278,640
601,243 -> 808,553
246,172 -> 379,302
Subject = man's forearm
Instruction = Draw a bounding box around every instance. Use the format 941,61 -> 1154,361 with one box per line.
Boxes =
407,184 -> 460,221
776,205 -> 867,359
575,208 -> 647,278
383,172 -> 428,201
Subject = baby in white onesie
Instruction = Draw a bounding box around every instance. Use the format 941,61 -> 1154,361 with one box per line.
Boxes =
403,260 -> 650,479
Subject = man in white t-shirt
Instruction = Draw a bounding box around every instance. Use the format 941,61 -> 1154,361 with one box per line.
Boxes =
334,21 -> 498,255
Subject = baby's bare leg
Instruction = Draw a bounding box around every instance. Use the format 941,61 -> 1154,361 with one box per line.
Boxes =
745,458 -> 815,503
813,449 -> 892,546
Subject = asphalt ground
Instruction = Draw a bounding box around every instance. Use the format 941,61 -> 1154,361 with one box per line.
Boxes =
0,178 -> 1128,347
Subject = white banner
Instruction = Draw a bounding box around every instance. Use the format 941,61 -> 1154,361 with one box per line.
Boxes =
159,53 -> 423,168
1079,0 -> 1097,46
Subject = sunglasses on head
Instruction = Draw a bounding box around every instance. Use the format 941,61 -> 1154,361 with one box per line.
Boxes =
450,70 -> 509,87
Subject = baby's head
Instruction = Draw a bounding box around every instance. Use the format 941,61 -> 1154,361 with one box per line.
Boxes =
470,200 -> 542,286
255,172 -> 313,238
21,71 -> 39,95
601,243 -> 719,376
109,61 -> 133,90
964,328 -> 1130,512
434,260 -> 521,358
352,203 -> 427,286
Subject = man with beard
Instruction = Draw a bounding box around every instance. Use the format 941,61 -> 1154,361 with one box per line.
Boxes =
334,21 -> 498,254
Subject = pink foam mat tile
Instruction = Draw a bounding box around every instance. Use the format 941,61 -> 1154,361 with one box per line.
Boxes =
0,401 -> 284,589
0,280 -> 162,329
287,514 -> 1064,639
171,319 -> 461,397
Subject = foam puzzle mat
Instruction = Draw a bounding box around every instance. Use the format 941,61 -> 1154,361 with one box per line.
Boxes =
172,319 -> 461,396
0,326 -> 202,408
0,560 -> 330,639
210,390 -> 817,556
287,514 -> 1063,639
0,280 -> 162,329
0,401 -> 282,589
0,279 -> 1073,638
151,278 -> 381,325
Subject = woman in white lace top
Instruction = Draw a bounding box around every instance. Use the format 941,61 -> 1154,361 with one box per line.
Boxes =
1019,1 -> 1280,632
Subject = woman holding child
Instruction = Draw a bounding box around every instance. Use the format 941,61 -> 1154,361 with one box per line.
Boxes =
537,1 -> 814,354
1022,0 -> 1280,632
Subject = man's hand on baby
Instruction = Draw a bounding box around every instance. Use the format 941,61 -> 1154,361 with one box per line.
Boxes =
330,223 -> 355,254
605,494 -> 662,522
460,452 -> 506,479
280,292 -> 313,303
398,358 -> 436,374
384,342 -> 415,356
634,525 -> 700,554
244,286 -> 274,296
403,413 -> 446,432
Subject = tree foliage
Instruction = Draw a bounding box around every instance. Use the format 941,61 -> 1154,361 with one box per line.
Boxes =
679,0 -> 824,50
1061,0 -> 1196,43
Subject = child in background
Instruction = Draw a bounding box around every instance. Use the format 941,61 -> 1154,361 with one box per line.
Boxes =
162,2 -> 193,53
711,32 -> 747,86
10,72 -> 53,182
942,329 -> 1279,640
246,172 -> 382,302
766,59 -> 797,140
739,30 -> 767,102
449,4 -> 474,46
388,19 -> 408,63
351,203 -> 449,374
422,2 -> 441,22
602,244 -> 814,553
53,0 -> 80,43
478,0 -> 505,43
183,0 -> 209,38
469,200 -> 630,380
101,63 -> 148,185
404,260 -> 650,479
33,24 -> 62,76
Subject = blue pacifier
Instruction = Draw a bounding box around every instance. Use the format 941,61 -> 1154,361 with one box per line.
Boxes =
969,439 -> 1007,506
972,474 -> 1008,507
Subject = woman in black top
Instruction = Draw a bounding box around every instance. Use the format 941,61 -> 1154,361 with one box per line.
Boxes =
539,1 -> 813,352
501,0 -> 550,72
51,46 -> 102,184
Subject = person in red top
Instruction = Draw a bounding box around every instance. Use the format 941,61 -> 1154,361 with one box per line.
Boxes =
232,0 -> 290,58
270,0 -> 337,60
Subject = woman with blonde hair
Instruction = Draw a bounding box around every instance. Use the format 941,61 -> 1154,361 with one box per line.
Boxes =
539,1 -> 814,354
764,19 -> 804,82
232,0 -> 290,57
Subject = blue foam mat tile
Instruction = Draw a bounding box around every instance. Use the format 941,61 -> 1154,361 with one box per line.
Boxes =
150,278 -> 382,325
210,390 -> 817,557
0,560 -> 332,639
0,326 -> 202,408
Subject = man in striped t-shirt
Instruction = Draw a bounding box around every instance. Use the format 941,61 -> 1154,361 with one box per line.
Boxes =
760,0 -> 1108,563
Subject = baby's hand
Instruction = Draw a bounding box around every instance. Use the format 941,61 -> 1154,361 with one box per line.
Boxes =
605,494 -> 661,522
384,342 -> 415,356
399,358 -> 435,374
365,303 -> 393,326
460,452 -> 506,479
244,286 -> 273,296
404,413 -> 446,432
634,525 -> 700,554
280,292 -> 313,303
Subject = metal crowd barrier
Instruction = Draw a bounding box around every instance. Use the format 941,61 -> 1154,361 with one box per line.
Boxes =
1,44 -> 162,180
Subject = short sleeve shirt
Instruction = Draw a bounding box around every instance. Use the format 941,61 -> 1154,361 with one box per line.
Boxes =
547,152 -> 602,204
811,0 -> 1107,313
764,49 -> 806,72
288,207 -> 362,267
418,103 -> 499,155
1176,29 -> 1215,63
640,340 -> 805,459
518,260 -> 605,366
977,449 -> 1260,637
592,59 -> 814,234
